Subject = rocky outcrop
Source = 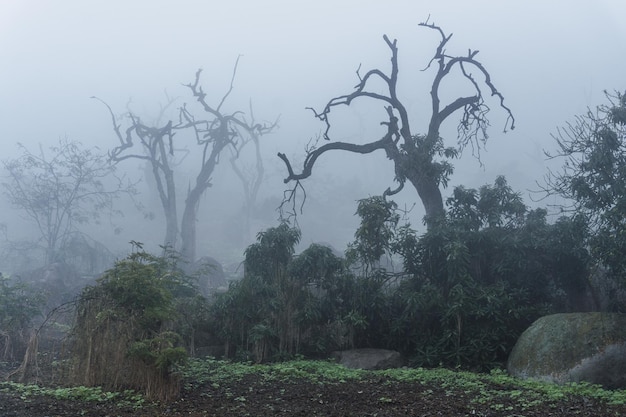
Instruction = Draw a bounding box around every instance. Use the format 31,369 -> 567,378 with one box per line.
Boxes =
333,348 -> 405,370
507,312 -> 626,388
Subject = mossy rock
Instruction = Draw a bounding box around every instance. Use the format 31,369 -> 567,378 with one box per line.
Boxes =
507,313 -> 626,388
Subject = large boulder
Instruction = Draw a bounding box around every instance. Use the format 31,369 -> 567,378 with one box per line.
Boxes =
333,348 -> 405,370
184,256 -> 227,295
508,312 -> 626,388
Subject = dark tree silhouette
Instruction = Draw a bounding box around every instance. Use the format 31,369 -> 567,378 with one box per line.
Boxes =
98,59 -> 276,261
178,68 -> 276,261
278,21 -> 514,228
98,106 -> 180,250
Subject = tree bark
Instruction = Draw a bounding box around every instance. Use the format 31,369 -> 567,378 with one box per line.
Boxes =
405,172 -> 445,225
151,161 -> 178,249
180,181 -> 209,263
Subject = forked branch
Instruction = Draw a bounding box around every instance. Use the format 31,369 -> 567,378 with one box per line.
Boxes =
278,20 -> 514,225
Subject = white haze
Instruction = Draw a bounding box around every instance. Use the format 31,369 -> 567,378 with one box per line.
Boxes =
1,0 -> 625,266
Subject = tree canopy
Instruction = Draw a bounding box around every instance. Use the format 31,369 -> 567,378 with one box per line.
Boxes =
543,90 -> 626,285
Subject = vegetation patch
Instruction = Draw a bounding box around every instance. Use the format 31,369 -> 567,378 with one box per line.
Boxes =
180,357 -> 626,411
0,381 -> 145,408
180,357 -> 366,389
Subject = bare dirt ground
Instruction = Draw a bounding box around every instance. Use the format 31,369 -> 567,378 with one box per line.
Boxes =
2,371 -> 626,417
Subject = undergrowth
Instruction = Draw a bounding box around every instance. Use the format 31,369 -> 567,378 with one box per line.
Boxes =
0,381 -> 146,408
4,358 -> 626,414
180,357 -> 367,390
181,357 -> 626,411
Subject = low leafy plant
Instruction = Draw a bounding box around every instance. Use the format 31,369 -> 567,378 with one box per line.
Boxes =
180,357 -> 365,390
179,358 -> 626,411
0,381 -> 145,408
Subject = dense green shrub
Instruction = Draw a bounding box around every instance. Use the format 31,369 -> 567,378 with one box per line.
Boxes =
208,178 -> 593,371
544,90 -> 626,306
384,178 -> 591,369
70,246 -> 196,401
331,179 -> 590,370
209,223 -> 349,362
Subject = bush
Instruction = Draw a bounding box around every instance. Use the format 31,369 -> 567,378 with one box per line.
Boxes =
385,178 -> 591,369
69,247 -> 195,401
209,223 -> 350,362
208,179 -> 593,371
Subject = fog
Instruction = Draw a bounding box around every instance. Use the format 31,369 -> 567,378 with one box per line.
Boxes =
1,0 -> 625,269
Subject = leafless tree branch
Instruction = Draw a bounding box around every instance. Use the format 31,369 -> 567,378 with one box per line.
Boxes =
278,21 -> 514,227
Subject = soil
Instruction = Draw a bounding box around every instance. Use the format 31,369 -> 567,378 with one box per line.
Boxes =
2,371 -> 626,417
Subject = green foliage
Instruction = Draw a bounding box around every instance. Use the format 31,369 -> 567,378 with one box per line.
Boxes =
210,223 -> 348,362
388,177 -> 589,369
244,223 -> 301,279
180,357 -> 366,390
172,293 -> 213,354
97,256 -> 173,324
447,175 -> 526,230
398,134 -> 459,190
545,90 -> 626,296
70,246 -> 194,400
0,381 -> 146,408
127,332 -> 187,373
0,274 -> 42,360
209,178 -> 591,371
179,358 -> 626,412
346,196 -> 399,271
288,243 -> 343,287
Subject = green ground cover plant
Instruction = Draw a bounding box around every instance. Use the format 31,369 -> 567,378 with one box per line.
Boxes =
179,357 -> 626,411
0,381 -> 145,408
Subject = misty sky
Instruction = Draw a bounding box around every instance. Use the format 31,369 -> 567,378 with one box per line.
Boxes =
1,0 -> 625,259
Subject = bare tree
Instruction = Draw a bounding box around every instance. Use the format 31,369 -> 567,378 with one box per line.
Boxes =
229,103 -> 277,243
178,66 -> 276,261
278,20 -> 514,228
99,59 -> 276,262
98,101 -> 180,250
2,138 -> 132,265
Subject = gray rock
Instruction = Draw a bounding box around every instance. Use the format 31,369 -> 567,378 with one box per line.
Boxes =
185,256 -> 227,295
333,348 -> 404,370
507,312 -> 626,388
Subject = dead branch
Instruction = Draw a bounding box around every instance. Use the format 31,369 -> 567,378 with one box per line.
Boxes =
278,21 -> 514,225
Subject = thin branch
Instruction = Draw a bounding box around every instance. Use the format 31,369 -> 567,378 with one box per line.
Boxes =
218,55 -> 242,112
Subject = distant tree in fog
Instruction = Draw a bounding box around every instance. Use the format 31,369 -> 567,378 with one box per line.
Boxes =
1,138 -> 132,265
279,20 -> 514,229
96,97 -> 181,252
542,90 -> 626,288
229,102 -> 274,243
98,58 -> 276,262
